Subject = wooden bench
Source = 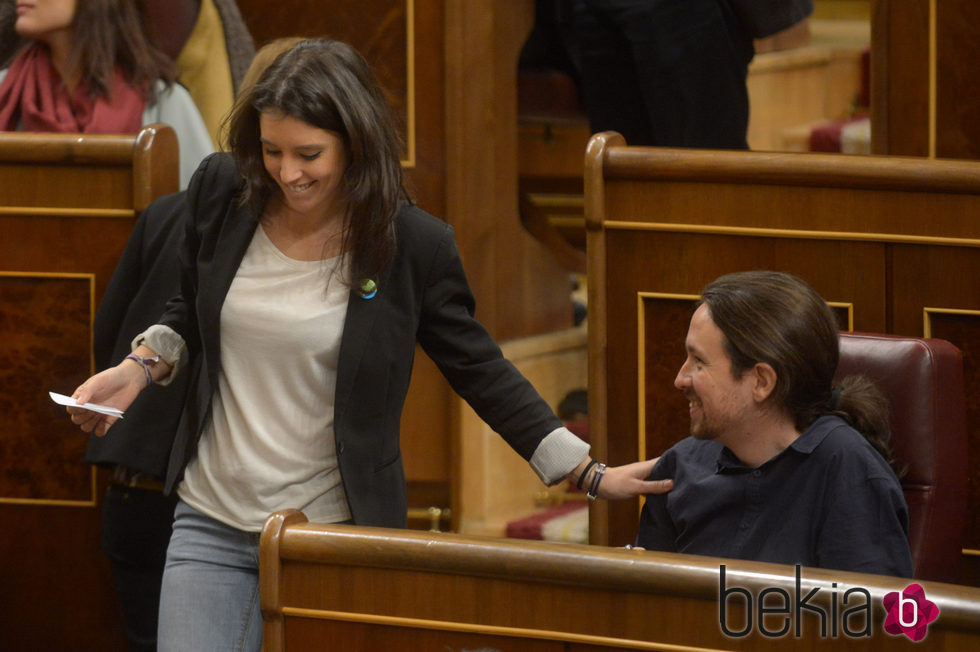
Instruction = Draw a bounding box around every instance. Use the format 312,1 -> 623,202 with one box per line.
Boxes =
260,509 -> 980,651
0,124 -> 178,651
582,132 -> 980,586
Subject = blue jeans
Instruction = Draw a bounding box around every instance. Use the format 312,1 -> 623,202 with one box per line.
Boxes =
157,500 -> 263,652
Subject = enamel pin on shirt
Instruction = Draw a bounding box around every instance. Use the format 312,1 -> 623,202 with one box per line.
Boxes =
359,278 -> 377,299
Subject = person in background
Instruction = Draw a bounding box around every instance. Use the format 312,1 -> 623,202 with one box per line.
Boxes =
635,271 -> 913,577
550,0 -> 812,149
84,36 -> 302,651
86,191 -> 192,652
0,0 -> 213,188
235,35 -> 302,97
142,0 -> 256,147
65,38 -> 672,651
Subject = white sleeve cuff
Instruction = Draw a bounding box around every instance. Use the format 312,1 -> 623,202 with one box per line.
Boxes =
131,324 -> 187,386
529,427 -> 590,485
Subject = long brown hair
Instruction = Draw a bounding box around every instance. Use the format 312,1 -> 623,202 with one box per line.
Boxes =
699,271 -> 897,469
224,38 -> 404,283
63,0 -> 174,100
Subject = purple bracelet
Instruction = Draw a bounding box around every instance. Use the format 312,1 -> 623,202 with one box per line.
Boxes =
125,353 -> 160,388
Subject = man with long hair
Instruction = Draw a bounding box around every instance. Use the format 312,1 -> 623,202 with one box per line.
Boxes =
636,271 -> 913,577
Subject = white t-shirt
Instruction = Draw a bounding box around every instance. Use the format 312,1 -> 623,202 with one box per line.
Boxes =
179,224 -> 352,530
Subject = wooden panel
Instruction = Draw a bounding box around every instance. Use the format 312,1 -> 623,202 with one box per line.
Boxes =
235,0 -> 409,124
0,127 -> 178,651
0,275 -> 93,503
870,0 -> 930,156
892,247 -> 980,577
584,137 -> 980,585
935,0 -> 980,159
260,511 -> 980,651
922,309 -> 980,582
872,0 -> 980,158
284,618 -> 565,651
443,0 -> 573,340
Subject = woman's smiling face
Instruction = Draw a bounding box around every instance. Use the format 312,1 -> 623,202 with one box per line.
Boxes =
260,111 -> 350,223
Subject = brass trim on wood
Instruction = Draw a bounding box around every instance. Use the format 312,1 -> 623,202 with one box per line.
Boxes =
923,307 -> 980,338
526,193 -> 585,208
0,492 -> 97,507
0,207 -> 136,219
280,606 -> 725,652
602,221 -> 980,248
829,302 -> 855,332
928,0 -> 937,159
400,0 -> 416,169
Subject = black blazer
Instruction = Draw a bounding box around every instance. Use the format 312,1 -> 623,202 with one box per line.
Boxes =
162,153 -> 562,527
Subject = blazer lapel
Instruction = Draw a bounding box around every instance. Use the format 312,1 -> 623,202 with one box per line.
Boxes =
334,268 -> 390,425
199,202 -> 259,386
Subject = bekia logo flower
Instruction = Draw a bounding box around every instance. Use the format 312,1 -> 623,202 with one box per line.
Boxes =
883,584 -> 939,641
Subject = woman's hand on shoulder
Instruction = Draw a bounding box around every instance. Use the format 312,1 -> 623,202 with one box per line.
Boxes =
597,457 -> 672,500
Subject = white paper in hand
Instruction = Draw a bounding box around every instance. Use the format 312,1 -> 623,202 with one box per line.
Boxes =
49,391 -> 124,418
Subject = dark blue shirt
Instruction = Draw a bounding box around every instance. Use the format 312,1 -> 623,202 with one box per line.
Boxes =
636,415 -> 914,577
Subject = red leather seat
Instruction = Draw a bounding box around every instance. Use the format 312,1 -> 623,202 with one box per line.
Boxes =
836,333 -> 969,583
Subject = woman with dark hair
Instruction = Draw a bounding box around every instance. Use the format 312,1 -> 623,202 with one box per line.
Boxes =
65,38 -> 672,651
0,0 -> 213,187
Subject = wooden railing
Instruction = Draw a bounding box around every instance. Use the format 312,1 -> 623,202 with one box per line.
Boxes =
260,509 -> 980,651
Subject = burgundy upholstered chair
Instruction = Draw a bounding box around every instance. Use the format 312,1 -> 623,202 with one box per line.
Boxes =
835,333 -> 969,583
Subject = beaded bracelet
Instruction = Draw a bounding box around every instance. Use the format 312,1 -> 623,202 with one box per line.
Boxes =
125,353 -> 160,388
576,459 -> 598,490
586,462 -> 607,500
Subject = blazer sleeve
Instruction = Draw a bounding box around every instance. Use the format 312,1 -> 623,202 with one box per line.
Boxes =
415,222 -> 563,461
93,207 -> 151,370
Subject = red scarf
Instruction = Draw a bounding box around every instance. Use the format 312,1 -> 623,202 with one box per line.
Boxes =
0,44 -> 145,133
